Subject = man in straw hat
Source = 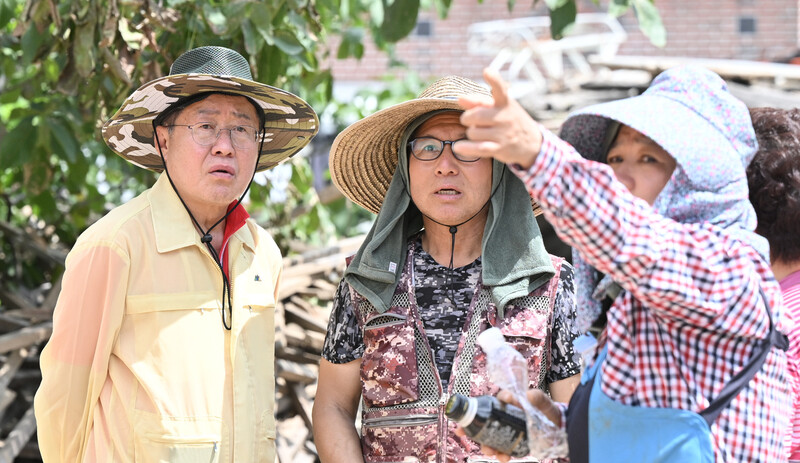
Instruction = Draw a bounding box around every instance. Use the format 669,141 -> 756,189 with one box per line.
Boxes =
455,67 -> 792,462
312,75 -> 581,462
34,46 -> 318,462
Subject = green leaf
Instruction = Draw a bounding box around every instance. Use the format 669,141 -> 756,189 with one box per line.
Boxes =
48,116 -> 79,163
0,116 -> 35,169
23,149 -> 53,196
251,3 -> 274,44
118,18 -> 145,50
241,20 -> 261,56
0,0 -> 15,29
549,1 -> 577,40
369,1 -> 384,27
544,0 -> 571,9
379,0 -> 420,43
632,0 -> 666,47
20,23 -> 46,65
203,4 -> 228,35
337,28 -> 365,59
273,29 -> 304,55
608,0 -> 631,17
73,23 -> 96,77
257,46 -> 283,84
65,153 -> 90,193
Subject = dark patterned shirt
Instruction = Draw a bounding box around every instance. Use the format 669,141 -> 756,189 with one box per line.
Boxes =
322,238 -> 581,388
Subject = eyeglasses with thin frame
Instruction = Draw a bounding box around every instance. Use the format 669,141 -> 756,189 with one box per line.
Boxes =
407,137 -> 480,163
166,122 -> 259,149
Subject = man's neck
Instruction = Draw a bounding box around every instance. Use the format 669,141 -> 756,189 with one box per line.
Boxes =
421,218 -> 485,268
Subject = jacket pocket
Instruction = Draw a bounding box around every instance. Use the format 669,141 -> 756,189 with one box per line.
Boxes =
361,314 -> 420,408
135,433 -> 221,463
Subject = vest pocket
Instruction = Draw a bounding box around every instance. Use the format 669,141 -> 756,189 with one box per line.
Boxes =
361,414 -> 437,462
497,304 -> 549,388
361,315 -> 420,408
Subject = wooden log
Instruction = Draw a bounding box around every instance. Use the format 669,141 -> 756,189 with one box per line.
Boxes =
0,323 -> 51,355
279,276 -> 314,300
0,220 -> 68,266
0,389 -> 16,426
0,348 -> 27,393
0,315 -> 29,335
284,325 -> 325,353
286,383 -> 314,433
275,345 -> 321,365
311,278 -> 339,294
276,359 -> 317,384
276,416 -> 310,463
0,404 -> 37,462
285,300 -> 327,334
588,55 -> 800,83
2,308 -> 53,324
0,288 -> 34,312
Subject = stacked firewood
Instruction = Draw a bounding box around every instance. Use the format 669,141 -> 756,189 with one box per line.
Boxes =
273,235 -> 364,463
0,217 -> 364,463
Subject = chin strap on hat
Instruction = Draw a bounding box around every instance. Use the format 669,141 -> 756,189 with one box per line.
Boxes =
153,120 -> 265,330
414,167 -> 505,304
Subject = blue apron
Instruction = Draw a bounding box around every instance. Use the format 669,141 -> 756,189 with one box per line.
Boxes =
565,287 -> 787,462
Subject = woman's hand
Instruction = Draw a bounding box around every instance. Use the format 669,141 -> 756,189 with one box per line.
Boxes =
454,388 -> 563,463
457,68 -> 544,170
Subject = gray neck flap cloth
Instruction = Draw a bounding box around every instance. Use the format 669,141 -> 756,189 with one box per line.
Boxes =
343,113 -> 555,318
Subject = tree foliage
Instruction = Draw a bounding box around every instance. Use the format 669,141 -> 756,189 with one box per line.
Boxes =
0,0 -> 663,306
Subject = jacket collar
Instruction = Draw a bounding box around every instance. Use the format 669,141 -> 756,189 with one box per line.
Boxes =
149,174 -> 256,253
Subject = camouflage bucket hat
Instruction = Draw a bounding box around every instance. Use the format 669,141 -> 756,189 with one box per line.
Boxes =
101,46 -> 319,172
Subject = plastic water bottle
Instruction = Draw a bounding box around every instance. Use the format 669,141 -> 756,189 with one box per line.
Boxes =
473,327 -> 569,460
445,393 -> 529,457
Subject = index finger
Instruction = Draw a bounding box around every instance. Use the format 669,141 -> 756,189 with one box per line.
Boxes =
483,68 -> 509,108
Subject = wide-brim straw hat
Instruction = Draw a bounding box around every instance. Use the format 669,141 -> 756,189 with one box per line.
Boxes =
329,75 -> 542,216
102,46 -> 319,173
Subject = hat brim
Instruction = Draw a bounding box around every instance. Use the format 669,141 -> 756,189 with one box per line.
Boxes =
330,98 -> 544,216
560,93 -> 743,190
102,74 -> 319,172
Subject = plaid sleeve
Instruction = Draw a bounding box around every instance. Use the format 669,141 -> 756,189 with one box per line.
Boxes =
510,127 -> 774,338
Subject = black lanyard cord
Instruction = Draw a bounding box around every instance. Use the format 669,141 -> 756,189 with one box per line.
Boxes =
153,120 -> 264,330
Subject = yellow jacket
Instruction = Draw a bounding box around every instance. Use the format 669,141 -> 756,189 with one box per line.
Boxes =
34,174 -> 281,462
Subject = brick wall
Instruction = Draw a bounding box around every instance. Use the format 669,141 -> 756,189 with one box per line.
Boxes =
616,0 -> 799,61
327,0 -> 800,83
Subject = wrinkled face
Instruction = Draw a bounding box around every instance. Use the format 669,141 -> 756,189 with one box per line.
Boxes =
408,112 -> 493,225
606,125 -> 677,206
155,93 -> 260,216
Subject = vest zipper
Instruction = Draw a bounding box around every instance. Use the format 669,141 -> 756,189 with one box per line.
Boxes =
362,414 -> 438,427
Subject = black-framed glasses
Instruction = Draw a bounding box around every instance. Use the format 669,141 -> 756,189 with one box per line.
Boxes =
407,137 -> 481,163
167,122 -> 259,149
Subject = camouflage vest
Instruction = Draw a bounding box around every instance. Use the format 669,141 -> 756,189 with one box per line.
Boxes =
351,242 -> 563,463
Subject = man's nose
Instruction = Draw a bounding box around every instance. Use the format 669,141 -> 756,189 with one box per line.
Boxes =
212,129 -> 235,155
435,145 -> 459,174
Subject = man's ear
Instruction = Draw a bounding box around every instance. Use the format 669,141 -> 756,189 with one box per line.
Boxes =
154,125 -> 170,157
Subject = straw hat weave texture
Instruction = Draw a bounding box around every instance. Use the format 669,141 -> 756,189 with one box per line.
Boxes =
329,76 -> 491,214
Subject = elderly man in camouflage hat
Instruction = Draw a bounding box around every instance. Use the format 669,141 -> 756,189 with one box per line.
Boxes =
34,46 -> 318,463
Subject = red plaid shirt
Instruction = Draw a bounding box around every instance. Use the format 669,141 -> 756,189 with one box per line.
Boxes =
511,127 -> 792,462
